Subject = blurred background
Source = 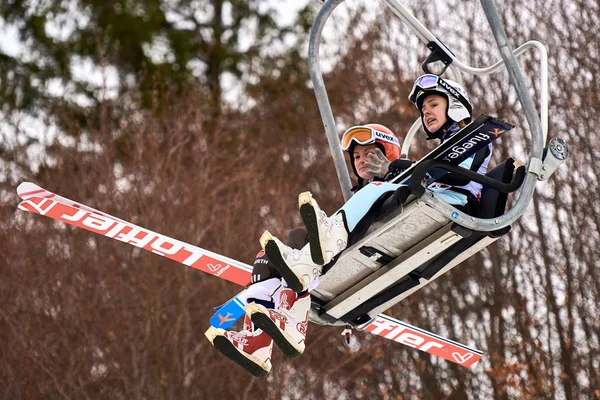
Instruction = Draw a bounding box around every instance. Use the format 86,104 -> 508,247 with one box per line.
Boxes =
0,0 -> 597,398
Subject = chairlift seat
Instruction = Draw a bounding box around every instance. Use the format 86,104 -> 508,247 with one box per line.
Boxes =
310,158 -> 516,326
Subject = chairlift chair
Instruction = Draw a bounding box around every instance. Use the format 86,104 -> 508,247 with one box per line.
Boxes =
306,0 -> 570,328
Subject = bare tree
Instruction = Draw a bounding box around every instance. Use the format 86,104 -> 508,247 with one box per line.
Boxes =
1,0 -> 598,399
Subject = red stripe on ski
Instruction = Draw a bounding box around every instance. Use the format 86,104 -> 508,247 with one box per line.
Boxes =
18,196 -> 252,286
362,315 -> 482,368
18,189 -> 49,198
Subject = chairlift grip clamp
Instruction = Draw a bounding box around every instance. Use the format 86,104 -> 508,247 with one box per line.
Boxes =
528,157 -> 544,178
538,137 -> 569,181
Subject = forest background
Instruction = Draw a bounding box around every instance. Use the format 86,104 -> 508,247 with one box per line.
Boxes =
0,0 -> 598,399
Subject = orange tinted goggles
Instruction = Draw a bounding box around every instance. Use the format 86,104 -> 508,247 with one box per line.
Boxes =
341,126 -> 399,151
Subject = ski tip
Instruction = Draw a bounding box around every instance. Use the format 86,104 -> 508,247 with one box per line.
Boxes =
17,182 -> 45,199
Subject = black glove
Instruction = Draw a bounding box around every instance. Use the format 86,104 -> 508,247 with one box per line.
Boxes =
389,158 -> 414,172
383,157 -> 414,181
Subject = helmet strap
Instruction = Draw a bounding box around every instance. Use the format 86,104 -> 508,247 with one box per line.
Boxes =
426,119 -> 455,141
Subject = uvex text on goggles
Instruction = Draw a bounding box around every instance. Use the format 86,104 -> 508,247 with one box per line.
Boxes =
341,126 -> 401,151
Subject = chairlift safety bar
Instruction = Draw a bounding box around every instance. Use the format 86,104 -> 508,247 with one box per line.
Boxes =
308,0 -> 547,232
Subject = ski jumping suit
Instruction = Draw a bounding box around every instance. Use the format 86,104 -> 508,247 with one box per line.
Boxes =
240,227 -> 309,305
342,123 -> 491,243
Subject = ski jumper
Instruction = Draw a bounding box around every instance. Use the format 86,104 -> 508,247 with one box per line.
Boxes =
340,123 -> 491,233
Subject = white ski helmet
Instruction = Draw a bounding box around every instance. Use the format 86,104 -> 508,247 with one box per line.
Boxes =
409,74 -> 473,138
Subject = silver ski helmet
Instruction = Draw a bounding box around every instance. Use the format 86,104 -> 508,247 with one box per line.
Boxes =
409,74 -> 473,139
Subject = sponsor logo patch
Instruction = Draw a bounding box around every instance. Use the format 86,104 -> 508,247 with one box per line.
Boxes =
488,128 -> 504,137
279,289 -> 297,311
373,130 -> 400,145
227,332 -> 249,346
218,312 -> 236,326
442,132 -> 490,161
452,351 -> 475,364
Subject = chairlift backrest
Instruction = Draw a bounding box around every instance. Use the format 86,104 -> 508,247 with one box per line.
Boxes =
477,158 -> 516,219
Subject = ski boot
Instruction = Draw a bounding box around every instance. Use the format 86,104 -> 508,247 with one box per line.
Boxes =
298,191 -> 349,265
205,314 -> 273,377
259,233 -> 321,292
246,287 -> 310,358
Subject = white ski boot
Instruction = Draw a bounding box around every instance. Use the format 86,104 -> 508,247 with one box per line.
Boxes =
246,288 -> 311,358
205,314 -> 273,377
259,232 -> 321,293
298,191 -> 349,265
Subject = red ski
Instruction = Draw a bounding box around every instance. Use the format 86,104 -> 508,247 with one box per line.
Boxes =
17,182 -> 482,367
17,182 -> 252,286
361,314 -> 482,367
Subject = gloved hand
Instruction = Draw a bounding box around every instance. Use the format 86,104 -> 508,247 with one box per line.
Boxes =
363,148 -> 391,178
384,157 -> 415,180
389,158 -> 414,173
